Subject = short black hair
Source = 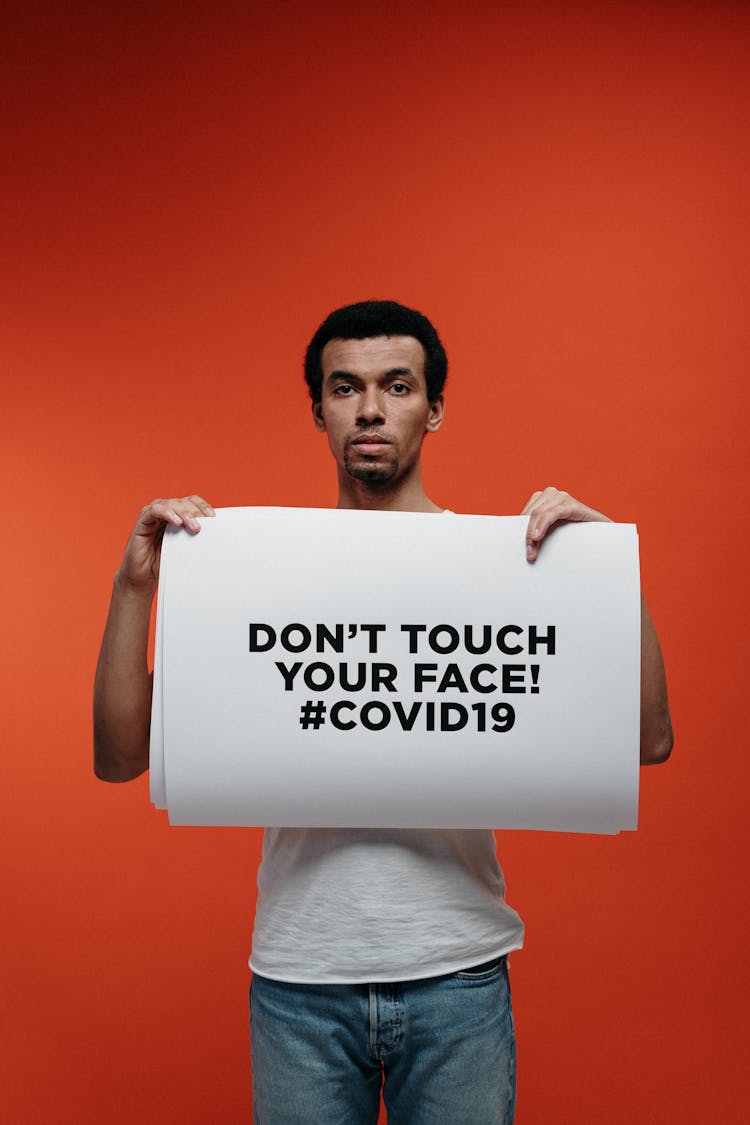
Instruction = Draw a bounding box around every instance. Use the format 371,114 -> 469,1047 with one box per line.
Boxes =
304,299 -> 448,403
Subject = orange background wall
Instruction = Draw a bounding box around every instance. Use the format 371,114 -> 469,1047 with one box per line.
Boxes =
3,2 -> 748,1121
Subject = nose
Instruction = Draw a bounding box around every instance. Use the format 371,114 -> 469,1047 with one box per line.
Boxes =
356,387 -> 386,426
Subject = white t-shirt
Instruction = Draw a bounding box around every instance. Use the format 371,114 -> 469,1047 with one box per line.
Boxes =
249,510 -> 524,983
249,826 -> 524,983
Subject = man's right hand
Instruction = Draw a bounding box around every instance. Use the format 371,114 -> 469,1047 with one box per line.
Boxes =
119,495 -> 216,591
94,494 -> 215,781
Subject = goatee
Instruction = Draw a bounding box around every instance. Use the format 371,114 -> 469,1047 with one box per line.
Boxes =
344,456 -> 399,484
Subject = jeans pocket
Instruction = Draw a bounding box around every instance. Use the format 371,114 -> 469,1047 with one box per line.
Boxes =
455,954 -> 507,980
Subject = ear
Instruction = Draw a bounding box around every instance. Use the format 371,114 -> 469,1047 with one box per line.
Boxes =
425,395 -> 445,433
312,400 -> 326,432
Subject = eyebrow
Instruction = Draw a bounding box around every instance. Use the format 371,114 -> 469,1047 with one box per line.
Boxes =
326,366 -> 416,383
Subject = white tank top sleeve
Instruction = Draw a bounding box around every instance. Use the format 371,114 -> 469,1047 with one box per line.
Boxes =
249,827 -> 524,984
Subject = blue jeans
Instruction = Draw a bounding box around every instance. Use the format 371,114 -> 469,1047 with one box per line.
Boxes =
249,956 -> 516,1124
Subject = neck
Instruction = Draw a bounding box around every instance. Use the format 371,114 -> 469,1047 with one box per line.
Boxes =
335,465 -> 442,514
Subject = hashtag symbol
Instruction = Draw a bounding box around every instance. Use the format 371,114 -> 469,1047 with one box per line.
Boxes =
299,700 -> 327,730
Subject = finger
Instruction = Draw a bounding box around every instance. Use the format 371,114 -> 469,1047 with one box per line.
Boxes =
530,495 -> 577,540
167,497 -> 212,533
186,494 -> 216,517
522,485 -> 562,519
138,500 -> 184,528
525,490 -> 571,561
520,490 -> 544,516
527,494 -> 602,562
140,498 -> 205,534
526,517 -> 540,561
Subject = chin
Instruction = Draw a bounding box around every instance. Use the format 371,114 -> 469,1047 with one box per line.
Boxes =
345,458 -> 399,484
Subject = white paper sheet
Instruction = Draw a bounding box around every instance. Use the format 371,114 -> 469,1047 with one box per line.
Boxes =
151,507 -> 640,831
148,526 -> 168,811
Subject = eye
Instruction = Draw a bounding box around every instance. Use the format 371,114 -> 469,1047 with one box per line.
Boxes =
333,384 -> 354,396
390,382 -> 409,394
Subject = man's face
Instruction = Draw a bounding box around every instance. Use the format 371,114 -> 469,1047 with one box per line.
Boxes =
313,335 -> 444,486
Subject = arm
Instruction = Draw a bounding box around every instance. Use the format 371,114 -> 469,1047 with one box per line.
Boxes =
93,495 -> 215,782
638,594 -> 673,764
522,487 -> 673,766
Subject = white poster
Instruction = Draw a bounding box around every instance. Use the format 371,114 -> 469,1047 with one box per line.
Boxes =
150,507 -> 640,832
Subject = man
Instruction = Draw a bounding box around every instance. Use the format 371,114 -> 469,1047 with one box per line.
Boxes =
94,300 -> 673,1124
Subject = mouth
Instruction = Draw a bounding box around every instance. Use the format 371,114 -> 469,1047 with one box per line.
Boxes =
349,434 -> 393,456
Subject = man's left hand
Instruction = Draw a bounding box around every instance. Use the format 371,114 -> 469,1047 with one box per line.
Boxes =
522,486 -> 611,562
